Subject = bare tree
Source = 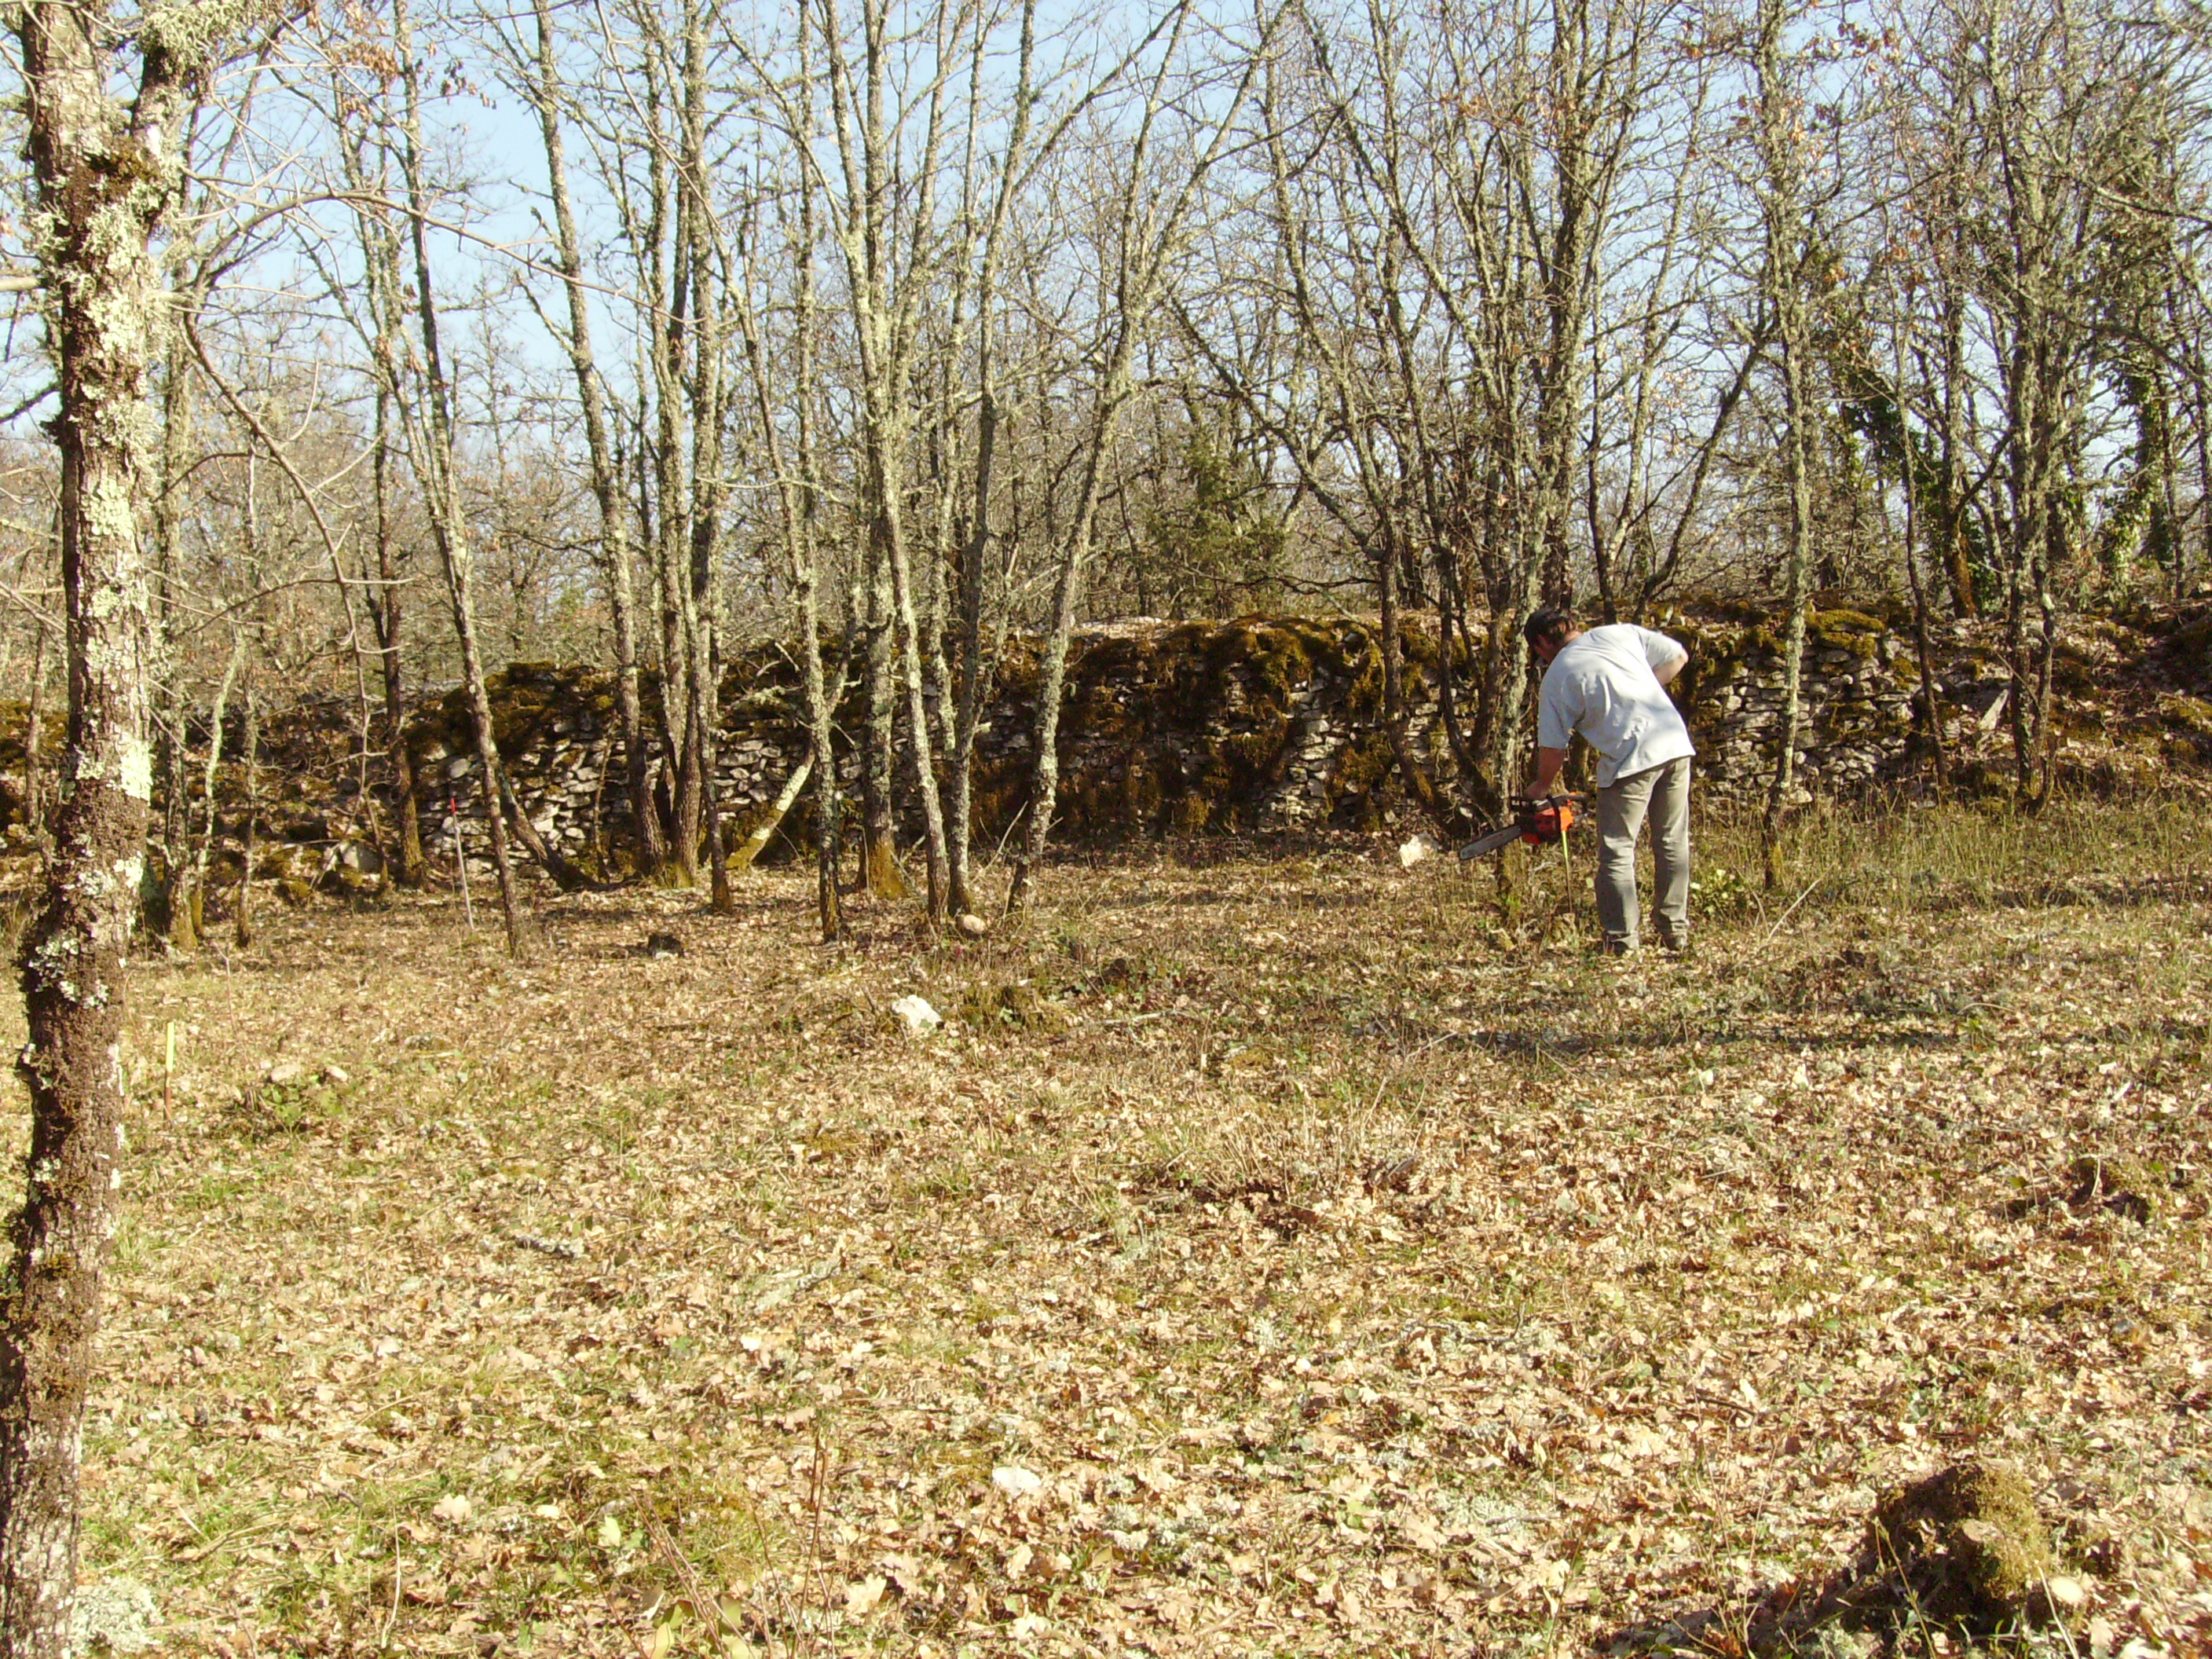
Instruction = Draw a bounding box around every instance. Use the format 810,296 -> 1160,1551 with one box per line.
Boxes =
1744,0 -> 1822,888
730,103 -> 846,938
1010,0 -> 1277,910
340,0 -> 537,953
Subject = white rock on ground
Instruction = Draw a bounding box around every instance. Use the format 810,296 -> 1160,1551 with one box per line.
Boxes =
1398,835 -> 1437,869
890,994 -> 943,1035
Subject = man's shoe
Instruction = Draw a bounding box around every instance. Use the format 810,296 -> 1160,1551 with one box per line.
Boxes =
1658,934 -> 1691,958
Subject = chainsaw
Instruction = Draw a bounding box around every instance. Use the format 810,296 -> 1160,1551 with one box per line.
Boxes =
1456,794 -> 1581,861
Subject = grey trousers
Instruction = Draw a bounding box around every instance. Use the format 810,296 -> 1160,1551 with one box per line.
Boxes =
1595,756 -> 1691,950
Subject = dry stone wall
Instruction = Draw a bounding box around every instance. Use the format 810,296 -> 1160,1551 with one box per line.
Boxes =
7,600 -> 2194,907
4,599 -> 2194,897
390,602 -> 2194,877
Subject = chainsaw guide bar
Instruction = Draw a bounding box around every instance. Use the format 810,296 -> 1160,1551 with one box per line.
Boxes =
1455,795 -> 1581,862
1456,823 -> 1525,860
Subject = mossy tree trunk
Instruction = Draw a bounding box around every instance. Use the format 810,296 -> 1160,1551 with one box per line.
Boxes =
0,0 -> 232,1642
1373,532 -> 1457,836
937,2 -> 1037,920
632,35 -> 705,892
1936,277 -> 1979,618
1528,0 -> 1606,613
814,0 -> 964,921
2195,356 -> 2211,601
947,384 -> 1010,917
731,752 -> 812,872
1013,4 -> 1268,910
790,38 -> 843,939
694,317 -> 733,915
876,466 -> 952,926
327,119 -> 429,892
235,680 -> 257,947
676,6 -> 735,917
151,317 -> 196,939
1895,367 -> 1952,797
185,639 -> 243,948
370,387 -> 427,887
858,565 -> 904,898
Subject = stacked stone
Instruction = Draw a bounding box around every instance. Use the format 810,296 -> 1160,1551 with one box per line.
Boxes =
395,610 -> 2061,876
1684,620 -> 1927,804
417,709 -> 810,877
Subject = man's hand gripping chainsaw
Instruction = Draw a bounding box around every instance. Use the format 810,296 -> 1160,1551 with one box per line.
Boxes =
1456,794 -> 1581,861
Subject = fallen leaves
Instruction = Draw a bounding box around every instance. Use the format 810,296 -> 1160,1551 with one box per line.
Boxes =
39,807 -> 2212,1655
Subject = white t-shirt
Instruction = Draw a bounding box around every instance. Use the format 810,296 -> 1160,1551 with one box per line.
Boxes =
1536,624 -> 1696,789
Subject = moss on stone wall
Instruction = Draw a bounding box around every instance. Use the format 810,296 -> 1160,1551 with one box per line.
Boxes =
113,599 -> 2203,884
1029,615 -> 1428,840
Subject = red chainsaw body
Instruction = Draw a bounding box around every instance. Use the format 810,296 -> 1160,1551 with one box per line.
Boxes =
1455,795 -> 1580,861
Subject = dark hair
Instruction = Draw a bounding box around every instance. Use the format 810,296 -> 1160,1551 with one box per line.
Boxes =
1522,606 -> 1573,652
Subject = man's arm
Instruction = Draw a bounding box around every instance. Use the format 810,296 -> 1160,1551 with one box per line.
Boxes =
1639,626 -> 1689,686
1530,745 -> 1568,797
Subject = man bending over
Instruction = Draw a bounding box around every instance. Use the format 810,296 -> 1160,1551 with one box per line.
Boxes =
1523,606 -> 1695,955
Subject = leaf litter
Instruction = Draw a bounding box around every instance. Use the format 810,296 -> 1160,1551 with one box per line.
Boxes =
5,802 -> 2210,1657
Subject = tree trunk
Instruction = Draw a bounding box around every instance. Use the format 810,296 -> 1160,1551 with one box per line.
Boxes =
235,683 -> 257,947
643,101 -> 701,888
877,451 -> 952,926
804,624 -> 844,939
2195,353 -> 2210,601
1008,529 -> 1079,915
151,320 -> 194,940
187,640 -> 244,951
1011,328 -> 1141,913
1753,0 -> 1815,892
1896,398 -> 1950,797
1938,290 -> 1979,617
946,388 -> 1005,916
1375,534 -> 1455,833
488,754 -> 595,891
858,565 -> 904,897
0,5 -> 195,1642
726,74 -> 840,938
372,388 -> 427,887
391,0 -> 529,954
731,751 -> 813,871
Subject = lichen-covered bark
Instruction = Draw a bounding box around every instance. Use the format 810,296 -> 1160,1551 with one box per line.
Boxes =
1,0 -> 214,1643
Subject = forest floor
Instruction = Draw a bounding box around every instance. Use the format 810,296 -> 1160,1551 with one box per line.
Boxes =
17,800 -> 2212,1658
